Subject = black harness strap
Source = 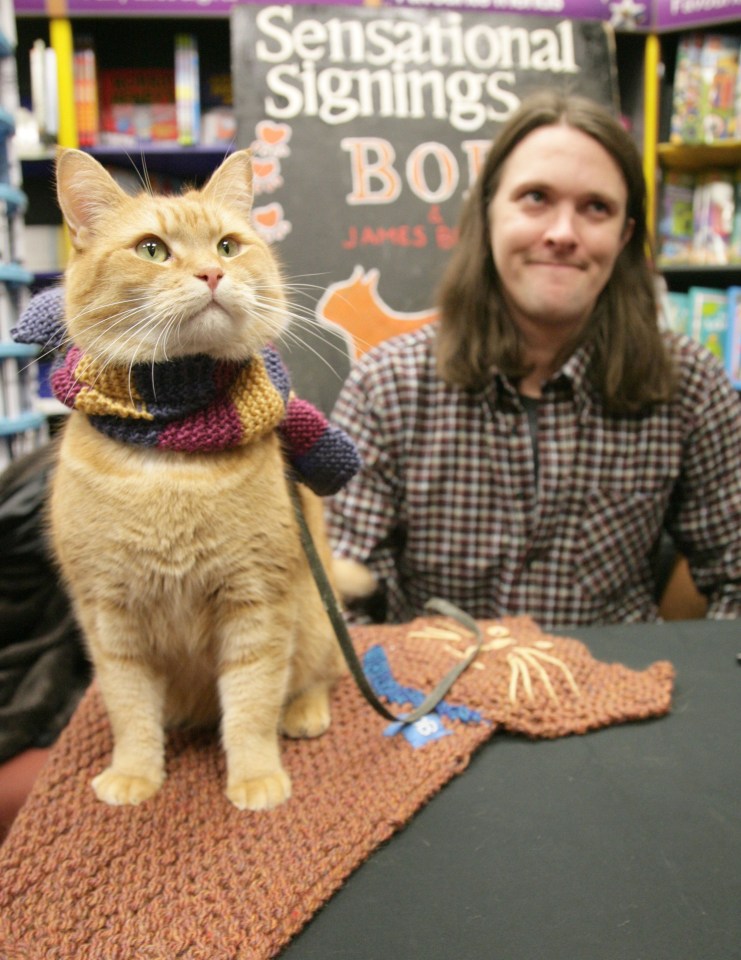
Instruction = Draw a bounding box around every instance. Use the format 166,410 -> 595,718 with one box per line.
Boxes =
288,478 -> 483,725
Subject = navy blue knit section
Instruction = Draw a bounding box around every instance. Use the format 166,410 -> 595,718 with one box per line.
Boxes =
290,427 -> 362,497
131,355 -> 226,421
89,416 -> 162,447
262,345 -> 291,404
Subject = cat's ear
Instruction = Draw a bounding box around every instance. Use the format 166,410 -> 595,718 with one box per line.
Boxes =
56,148 -> 129,247
200,150 -> 254,221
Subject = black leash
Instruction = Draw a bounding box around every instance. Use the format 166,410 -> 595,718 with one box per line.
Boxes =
288,478 -> 483,725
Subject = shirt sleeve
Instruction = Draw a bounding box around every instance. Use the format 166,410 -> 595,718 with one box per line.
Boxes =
667,351 -> 741,619
326,358 -> 405,620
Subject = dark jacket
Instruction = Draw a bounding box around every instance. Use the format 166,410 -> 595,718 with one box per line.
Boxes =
0,445 -> 89,764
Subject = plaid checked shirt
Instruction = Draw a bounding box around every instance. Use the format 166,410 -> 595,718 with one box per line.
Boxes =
327,323 -> 741,628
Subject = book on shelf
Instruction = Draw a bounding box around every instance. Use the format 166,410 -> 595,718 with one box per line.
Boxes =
726,287 -> 741,389
660,289 -> 692,337
29,38 -> 58,143
659,169 -> 740,267
691,169 -> 735,266
657,170 -> 695,265
670,31 -> 740,144
175,33 -> 200,147
689,286 -> 729,363
73,36 -> 99,148
692,170 -> 735,266
0,0 -> 16,47
670,32 -> 704,145
200,69 -> 234,146
698,33 -> 739,142
70,42 -> 225,148
731,171 -> 741,263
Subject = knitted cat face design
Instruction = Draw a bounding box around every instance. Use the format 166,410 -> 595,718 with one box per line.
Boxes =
56,148 -> 286,364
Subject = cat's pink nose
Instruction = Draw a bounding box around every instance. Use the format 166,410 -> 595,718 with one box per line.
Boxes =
197,268 -> 223,292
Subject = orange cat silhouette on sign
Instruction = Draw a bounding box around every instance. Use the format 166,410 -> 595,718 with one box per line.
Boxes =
317,266 -> 436,358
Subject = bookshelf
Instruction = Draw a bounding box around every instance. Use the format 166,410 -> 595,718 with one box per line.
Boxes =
651,25 -> 741,272
0,0 -> 43,469
15,15 -> 232,160
644,23 -> 740,387
15,12 -> 233,269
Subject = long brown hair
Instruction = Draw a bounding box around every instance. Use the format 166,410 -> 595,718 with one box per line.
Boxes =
435,90 -> 675,412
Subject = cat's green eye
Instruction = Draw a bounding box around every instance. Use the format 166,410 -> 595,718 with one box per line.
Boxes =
218,237 -> 241,258
135,238 -> 169,263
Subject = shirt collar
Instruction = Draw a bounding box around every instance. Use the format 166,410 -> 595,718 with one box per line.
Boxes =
486,340 -> 596,418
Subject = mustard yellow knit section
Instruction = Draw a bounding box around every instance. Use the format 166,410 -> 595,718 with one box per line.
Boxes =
74,354 -> 153,421
232,358 -> 286,443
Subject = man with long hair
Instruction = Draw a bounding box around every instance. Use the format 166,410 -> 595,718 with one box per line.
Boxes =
328,91 -> 741,629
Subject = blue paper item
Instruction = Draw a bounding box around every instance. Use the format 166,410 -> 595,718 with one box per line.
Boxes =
393,713 -> 452,748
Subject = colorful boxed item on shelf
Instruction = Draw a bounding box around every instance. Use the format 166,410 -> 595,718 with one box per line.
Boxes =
731,172 -> 741,263
201,106 -> 235,146
102,103 -> 177,145
670,31 -> 740,144
698,33 -> 739,142
661,290 -> 691,337
689,286 -> 729,363
725,287 -> 741,389
657,170 -> 695,265
690,169 -> 735,266
98,67 -> 177,144
670,32 -> 704,144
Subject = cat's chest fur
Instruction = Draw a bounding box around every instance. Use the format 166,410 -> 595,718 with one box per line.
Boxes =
51,413 -> 300,609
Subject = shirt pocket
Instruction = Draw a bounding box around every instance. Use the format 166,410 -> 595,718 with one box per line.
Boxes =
577,486 -> 669,600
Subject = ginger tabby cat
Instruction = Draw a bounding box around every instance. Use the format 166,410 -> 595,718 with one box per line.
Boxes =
49,148 -> 347,811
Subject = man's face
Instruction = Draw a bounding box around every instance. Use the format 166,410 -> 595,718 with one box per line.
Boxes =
488,123 -> 634,340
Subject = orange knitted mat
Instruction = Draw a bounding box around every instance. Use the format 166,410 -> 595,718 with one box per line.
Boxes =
0,616 -> 674,960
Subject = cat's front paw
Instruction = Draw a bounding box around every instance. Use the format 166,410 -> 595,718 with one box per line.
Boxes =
226,769 -> 291,811
281,688 -> 331,739
92,768 -> 163,806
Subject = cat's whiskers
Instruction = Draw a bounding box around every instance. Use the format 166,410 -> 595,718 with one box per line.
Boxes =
83,308 -> 156,371
153,314 -> 179,363
159,309 -> 190,361
277,328 -> 350,384
256,288 -> 358,373
278,275 -> 375,358
62,297 -> 152,357
79,309 -> 163,392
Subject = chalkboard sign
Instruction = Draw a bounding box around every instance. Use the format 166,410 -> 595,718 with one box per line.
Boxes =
231,3 -> 619,410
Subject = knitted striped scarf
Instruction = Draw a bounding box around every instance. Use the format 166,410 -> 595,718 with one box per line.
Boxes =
52,345 -> 290,454
14,288 -> 360,497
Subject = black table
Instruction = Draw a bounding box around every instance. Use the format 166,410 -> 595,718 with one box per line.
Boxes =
281,620 -> 740,960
